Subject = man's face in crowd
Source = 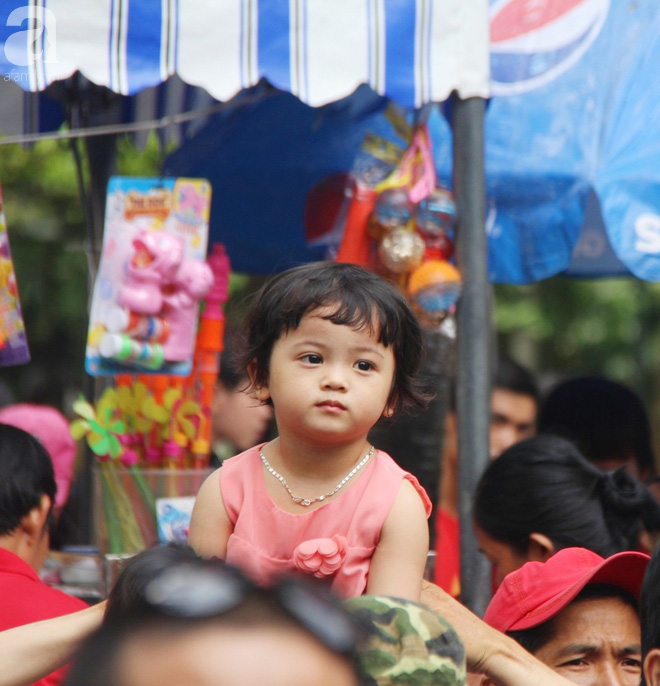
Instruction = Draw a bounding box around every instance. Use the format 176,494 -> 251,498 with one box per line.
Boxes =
489,388 -> 537,459
533,596 -> 642,686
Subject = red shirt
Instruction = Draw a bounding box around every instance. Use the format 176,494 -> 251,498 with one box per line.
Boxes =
0,548 -> 88,686
434,506 -> 461,597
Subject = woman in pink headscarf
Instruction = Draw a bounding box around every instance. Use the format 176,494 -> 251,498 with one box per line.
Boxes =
0,404 -> 77,518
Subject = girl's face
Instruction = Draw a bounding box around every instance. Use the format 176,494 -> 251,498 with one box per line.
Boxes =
253,308 -> 396,445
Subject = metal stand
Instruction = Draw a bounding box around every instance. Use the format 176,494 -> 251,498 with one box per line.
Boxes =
451,94 -> 492,616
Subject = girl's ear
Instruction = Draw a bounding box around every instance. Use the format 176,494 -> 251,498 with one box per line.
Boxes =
527,532 -> 556,562
383,391 -> 398,418
247,360 -> 271,402
254,385 -> 271,402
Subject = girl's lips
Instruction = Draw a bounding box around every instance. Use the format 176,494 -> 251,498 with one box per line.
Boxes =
317,400 -> 346,411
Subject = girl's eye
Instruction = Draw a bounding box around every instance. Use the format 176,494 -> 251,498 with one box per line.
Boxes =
354,360 -> 374,372
302,354 -> 323,364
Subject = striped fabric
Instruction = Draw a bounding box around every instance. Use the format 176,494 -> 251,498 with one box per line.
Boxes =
0,0 -> 489,106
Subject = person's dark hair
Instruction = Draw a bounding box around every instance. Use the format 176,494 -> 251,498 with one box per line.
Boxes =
507,583 -> 639,654
238,262 -> 430,415
641,545 -> 660,686
474,434 -> 660,557
447,352 -> 537,412
494,354 -> 539,405
217,331 -> 248,391
104,543 -> 200,625
67,557 -> 362,686
0,423 -> 56,536
538,376 -> 656,478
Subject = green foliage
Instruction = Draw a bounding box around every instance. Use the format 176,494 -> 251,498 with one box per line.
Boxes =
495,277 -> 660,453
0,133 -> 165,406
498,278 -> 649,366
0,138 -> 88,406
116,132 -> 172,177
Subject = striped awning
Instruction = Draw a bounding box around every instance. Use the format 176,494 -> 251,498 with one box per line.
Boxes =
0,0 -> 489,107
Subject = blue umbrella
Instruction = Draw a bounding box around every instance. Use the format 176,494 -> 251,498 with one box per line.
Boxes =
163,85 -> 454,275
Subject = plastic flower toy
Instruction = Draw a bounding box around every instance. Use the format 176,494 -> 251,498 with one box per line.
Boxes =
70,391 -> 125,460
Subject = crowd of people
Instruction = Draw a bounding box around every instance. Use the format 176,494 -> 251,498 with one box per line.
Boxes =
1,261 -> 660,685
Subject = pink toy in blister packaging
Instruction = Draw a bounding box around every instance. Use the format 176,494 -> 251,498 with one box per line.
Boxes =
86,177 -> 213,376
104,308 -> 170,342
98,251 -> 213,368
118,230 -> 185,315
161,259 -> 214,361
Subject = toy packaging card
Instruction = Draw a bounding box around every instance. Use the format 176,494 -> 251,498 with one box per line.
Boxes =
0,183 -> 30,367
86,177 -> 212,376
156,496 -> 197,543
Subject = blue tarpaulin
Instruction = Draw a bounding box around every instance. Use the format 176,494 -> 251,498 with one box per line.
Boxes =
164,0 -> 660,281
1,1 -> 660,283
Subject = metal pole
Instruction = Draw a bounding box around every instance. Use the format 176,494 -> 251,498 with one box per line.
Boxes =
62,78 -> 120,545
451,94 -> 492,616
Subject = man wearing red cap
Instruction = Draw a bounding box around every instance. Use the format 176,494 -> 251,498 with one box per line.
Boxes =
482,547 -> 649,686
642,544 -> 660,686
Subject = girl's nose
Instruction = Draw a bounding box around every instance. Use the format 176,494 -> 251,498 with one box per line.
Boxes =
321,365 -> 348,390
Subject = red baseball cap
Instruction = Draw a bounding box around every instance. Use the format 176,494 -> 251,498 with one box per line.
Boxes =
483,547 -> 650,632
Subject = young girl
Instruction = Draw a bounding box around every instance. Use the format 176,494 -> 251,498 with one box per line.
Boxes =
188,262 -> 432,600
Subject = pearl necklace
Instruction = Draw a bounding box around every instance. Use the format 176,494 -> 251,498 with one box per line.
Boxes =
259,445 -> 375,507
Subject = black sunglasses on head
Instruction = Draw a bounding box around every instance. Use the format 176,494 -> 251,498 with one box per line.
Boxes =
137,559 -> 361,658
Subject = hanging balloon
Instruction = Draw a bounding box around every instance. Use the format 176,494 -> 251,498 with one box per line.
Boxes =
415,187 -> 456,237
407,259 -> 462,316
423,233 -> 455,262
378,227 -> 425,274
375,187 -> 414,227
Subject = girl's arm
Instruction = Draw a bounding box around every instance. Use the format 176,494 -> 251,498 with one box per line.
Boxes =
366,479 -> 429,601
0,601 -> 106,686
188,469 -> 233,559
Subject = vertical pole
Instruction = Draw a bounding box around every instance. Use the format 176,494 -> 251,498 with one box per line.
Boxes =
75,132 -> 117,545
451,94 -> 492,616
66,80 -> 121,545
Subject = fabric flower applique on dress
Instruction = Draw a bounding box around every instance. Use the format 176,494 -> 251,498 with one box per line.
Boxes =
293,534 -> 347,578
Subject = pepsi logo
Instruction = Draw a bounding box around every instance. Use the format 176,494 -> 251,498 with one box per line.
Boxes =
635,213 -> 660,254
490,0 -> 610,95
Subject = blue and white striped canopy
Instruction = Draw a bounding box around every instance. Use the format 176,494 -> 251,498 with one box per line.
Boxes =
0,0 -> 489,107
7,1 -> 658,285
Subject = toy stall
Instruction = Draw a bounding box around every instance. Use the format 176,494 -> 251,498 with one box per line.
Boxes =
3,0 -> 660,612
0,1 -> 493,608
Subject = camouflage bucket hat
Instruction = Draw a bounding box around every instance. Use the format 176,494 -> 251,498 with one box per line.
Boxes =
344,595 -> 466,686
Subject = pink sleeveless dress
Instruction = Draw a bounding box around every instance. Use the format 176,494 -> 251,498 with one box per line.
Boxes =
220,445 -> 432,598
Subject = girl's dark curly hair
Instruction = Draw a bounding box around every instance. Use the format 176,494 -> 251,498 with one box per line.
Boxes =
237,262 -> 431,416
